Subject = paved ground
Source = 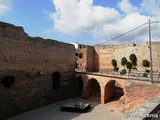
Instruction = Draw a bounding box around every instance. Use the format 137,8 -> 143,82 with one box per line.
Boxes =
8,97 -> 124,120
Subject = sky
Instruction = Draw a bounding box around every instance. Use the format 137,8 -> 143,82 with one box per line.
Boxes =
0,0 -> 160,45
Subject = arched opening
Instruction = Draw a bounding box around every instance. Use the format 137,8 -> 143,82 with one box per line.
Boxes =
104,80 -> 116,103
104,81 -> 124,103
1,76 -> 15,89
76,77 -> 83,96
52,71 -> 60,89
112,82 -> 124,101
86,78 -> 101,103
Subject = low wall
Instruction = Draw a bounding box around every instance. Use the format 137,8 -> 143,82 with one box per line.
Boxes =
122,93 -> 160,120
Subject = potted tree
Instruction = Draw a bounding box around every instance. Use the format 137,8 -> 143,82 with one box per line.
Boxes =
142,59 -> 150,77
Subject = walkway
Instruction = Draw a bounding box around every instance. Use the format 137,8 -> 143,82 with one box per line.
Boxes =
8,97 -> 124,120
76,68 -> 160,83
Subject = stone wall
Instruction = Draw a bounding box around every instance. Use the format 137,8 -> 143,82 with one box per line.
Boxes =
86,46 -> 95,69
94,42 -> 160,71
0,22 -> 76,119
75,44 -> 94,70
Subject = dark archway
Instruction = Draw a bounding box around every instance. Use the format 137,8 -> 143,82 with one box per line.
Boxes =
52,71 -> 60,89
104,80 -> 116,103
76,77 -> 83,96
86,78 -> 101,102
1,76 -> 15,89
112,82 -> 124,101
104,81 -> 124,103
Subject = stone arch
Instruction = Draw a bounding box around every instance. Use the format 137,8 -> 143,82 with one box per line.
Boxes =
1,75 -> 15,89
85,78 -> 101,102
104,80 -> 116,103
52,71 -> 60,89
113,82 -> 124,100
104,80 -> 125,103
76,76 -> 83,96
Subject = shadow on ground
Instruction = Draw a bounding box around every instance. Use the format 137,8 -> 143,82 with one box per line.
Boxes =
8,97 -> 123,120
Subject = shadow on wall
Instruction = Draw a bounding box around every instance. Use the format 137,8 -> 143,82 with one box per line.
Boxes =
86,49 -> 100,72
75,77 -> 83,96
75,76 -> 101,103
94,50 -> 100,72
105,81 -> 124,103
104,80 -> 116,103
84,78 -> 101,103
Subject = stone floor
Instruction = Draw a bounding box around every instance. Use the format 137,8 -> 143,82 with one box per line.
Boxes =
8,97 -> 124,120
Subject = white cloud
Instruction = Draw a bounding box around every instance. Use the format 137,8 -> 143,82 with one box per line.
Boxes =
51,0 -> 160,45
51,0 -> 120,35
141,0 -> 160,16
0,0 -> 12,16
118,0 -> 138,15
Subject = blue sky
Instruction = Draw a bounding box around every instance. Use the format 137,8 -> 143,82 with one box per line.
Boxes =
0,0 -> 160,45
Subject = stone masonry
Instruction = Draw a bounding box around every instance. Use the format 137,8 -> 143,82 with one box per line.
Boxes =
76,42 -> 160,71
94,43 -> 160,71
0,22 -> 76,119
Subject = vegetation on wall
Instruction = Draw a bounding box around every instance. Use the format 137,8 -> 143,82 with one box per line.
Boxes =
120,69 -> 126,75
126,62 -> 132,72
142,59 -> 150,68
142,59 -> 150,77
121,57 -> 127,66
112,59 -> 119,71
114,66 -> 119,71
129,53 -> 137,67
112,59 -> 117,67
78,53 -> 83,59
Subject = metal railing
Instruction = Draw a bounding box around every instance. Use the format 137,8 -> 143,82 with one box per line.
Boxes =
75,67 -> 160,83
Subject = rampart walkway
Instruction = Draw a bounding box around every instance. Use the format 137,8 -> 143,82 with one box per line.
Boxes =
76,68 -> 160,83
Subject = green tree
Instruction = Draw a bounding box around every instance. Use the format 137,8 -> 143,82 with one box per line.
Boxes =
142,60 -> 150,68
121,57 -> 127,66
114,66 -> 119,71
130,54 -> 137,67
126,62 -> 132,73
112,59 -> 117,67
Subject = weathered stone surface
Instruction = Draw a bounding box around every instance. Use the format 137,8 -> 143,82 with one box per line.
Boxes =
76,72 -> 160,115
0,21 -> 76,119
122,93 -> 160,120
94,43 -> 160,71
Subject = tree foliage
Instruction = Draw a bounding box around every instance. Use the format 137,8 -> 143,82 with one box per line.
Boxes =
114,66 -> 119,71
121,57 -> 127,66
142,60 -> 150,68
130,53 -> 137,66
112,59 -> 117,67
126,62 -> 132,70
120,69 -> 127,75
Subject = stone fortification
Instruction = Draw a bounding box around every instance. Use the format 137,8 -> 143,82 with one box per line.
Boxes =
94,42 -> 160,71
0,21 -> 76,119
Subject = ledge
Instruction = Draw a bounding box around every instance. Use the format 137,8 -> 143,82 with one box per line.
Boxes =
122,93 -> 160,120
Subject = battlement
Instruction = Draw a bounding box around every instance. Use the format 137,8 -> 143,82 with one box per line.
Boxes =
0,21 -> 28,39
95,42 -> 160,51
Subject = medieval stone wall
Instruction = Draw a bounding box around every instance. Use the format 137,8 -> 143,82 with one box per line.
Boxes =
0,22 -> 76,119
94,42 -> 160,71
86,46 -> 95,69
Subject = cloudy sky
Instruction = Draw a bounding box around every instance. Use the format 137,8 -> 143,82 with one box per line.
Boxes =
0,0 -> 160,45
